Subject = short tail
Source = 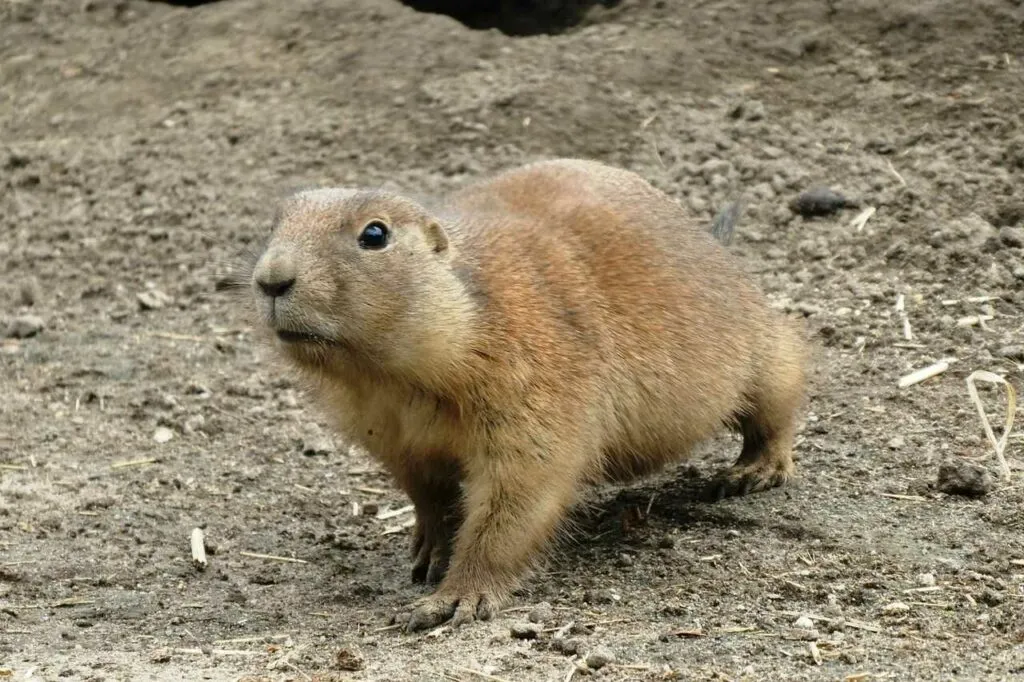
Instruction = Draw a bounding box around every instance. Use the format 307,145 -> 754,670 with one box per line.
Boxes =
710,199 -> 743,246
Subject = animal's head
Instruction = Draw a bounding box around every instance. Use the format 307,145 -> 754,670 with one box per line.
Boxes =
247,189 -> 477,381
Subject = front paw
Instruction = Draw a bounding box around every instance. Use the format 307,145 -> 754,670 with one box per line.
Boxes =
405,588 -> 502,632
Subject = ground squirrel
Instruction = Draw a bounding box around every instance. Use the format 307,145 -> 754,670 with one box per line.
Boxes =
244,158 -> 807,631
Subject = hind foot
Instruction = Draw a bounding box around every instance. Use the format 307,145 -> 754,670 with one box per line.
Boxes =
705,460 -> 792,501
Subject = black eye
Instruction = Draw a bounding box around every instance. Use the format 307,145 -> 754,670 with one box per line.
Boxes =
358,221 -> 390,250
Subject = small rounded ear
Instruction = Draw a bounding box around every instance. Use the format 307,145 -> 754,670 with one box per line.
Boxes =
423,220 -> 450,254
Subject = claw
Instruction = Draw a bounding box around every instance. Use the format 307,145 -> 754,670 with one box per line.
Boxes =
705,463 -> 791,501
405,590 -> 501,631
406,594 -> 459,632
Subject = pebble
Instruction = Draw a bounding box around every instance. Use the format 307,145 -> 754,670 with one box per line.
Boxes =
528,601 -> 554,624
6,314 -> 45,338
584,647 -> 616,670
729,99 -> 765,121
19,278 -> 39,306
301,424 -> 335,456
887,436 -> 905,450
786,301 -> 823,317
999,226 -> 1024,248
332,648 -> 365,671
583,588 -> 620,604
917,572 -> 936,587
936,460 -> 993,497
137,289 -> 173,311
510,622 -> 541,640
979,588 -> 1005,606
789,187 -> 855,218
785,627 -> 820,641
794,615 -> 815,629
183,415 -> 206,435
150,648 -> 172,664
552,637 -> 582,656
996,345 -> 1024,361
153,427 -> 174,444
881,601 -> 910,616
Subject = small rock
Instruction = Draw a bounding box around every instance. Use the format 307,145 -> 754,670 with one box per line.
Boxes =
784,627 -> 820,641
528,601 -> 554,624
979,588 -> 1005,606
617,553 -> 634,567
936,460 -> 993,498
917,573 -> 936,587
999,226 -> 1024,248
584,647 -> 616,670
794,615 -> 815,629
332,648 -> 365,671
137,289 -> 173,311
361,502 -> 380,517
789,187 -> 856,218
6,314 -> 45,338
552,637 -> 582,656
882,601 -> 910,616
153,427 -> 174,444
150,648 -> 172,664
786,301 -> 823,317
183,414 -> 205,435
510,622 -> 541,640
729,99 -> 765,122
225,588 -> 247,605
4,151 -> 30,169
583,588 -> 620,604
887,436 -> 905,450
19,278 -> 39,306
996,345 -> 1024,361
301,424 -> 334,456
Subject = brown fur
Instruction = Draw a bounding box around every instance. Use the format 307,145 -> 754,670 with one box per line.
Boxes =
244,159 -> 807,631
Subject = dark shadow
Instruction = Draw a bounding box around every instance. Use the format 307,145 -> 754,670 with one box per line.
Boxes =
397,0 -> 622,36
551,465 -> 825,571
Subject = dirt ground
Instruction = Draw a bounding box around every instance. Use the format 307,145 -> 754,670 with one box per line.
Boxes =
2,0 -> 1024,680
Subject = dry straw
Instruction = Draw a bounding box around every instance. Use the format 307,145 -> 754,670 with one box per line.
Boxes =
965,370 -> 1016,481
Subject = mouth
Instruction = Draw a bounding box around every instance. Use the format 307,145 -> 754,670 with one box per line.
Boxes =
275,329 -> 331,344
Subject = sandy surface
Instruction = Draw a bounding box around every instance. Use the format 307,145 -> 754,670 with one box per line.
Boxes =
2,0 -> 1023,680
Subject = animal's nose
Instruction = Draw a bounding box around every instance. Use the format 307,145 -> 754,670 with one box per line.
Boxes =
258,276 -> 295,298
253,248 -> 297,299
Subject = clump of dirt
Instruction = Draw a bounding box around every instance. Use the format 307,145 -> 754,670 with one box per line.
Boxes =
2,0 -> 1023,680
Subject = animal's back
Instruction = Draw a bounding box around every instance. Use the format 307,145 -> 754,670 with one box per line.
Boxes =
447,159 -> 780,479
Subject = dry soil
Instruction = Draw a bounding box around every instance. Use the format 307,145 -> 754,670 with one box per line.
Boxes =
2,0 -> 1024,680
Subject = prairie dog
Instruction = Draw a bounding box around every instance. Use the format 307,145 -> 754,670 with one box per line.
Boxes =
246,159 -> 807,631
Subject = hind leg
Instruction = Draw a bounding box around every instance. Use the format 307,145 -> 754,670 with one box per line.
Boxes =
707,335 -> 805,500
707,412 -> 795,500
